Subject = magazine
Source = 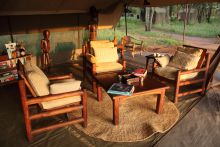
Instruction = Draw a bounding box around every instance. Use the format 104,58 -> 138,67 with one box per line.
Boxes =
107,83 -> 135,96
132,68 -> 147,77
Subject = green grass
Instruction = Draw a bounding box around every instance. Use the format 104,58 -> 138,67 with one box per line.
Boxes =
153,18 -> 220,37
97,17 -> 182,47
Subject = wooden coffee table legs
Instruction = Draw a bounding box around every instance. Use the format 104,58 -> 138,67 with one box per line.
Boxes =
97,85 -> 103,101
112,90 -> 166,125
156,89 -> 165,114
96,82 -> 166,125
113,98 -> 119,125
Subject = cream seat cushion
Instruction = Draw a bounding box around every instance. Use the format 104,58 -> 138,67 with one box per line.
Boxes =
50,79 -> 81,94
24,61 -> 82,110
41,79 -> 82,110
96,62 -> 123,73
155,66 -> 198,81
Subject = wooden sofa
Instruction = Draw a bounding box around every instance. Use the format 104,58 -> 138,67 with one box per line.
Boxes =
152,45 -> 210,103
17,60 -> 87,141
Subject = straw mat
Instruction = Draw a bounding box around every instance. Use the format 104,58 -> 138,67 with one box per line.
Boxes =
69,91 -> 179,142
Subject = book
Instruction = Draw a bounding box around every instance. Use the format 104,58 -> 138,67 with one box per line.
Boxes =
119,74 -> 139,85
132,68 -> 147,77
107,83 -> 135,96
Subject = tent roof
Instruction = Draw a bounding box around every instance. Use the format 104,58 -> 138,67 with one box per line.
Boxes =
0,0 -> 119,16
0,0 -> 219,16
0,0 -> 219,35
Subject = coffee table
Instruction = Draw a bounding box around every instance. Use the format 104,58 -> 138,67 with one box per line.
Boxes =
93,73 -> 169,125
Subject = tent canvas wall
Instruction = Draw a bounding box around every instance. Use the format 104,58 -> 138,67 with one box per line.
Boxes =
0,0 -> 219,65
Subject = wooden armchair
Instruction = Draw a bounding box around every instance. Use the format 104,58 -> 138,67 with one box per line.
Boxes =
152,45 -> 210,103
83,40 -> 126,75
122,35 -> 144,56
83,40 -> 126,92
17,60 -> 87,141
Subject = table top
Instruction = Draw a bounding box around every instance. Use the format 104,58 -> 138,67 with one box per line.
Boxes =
145,54 -> 155,58
95,72 -> 169,98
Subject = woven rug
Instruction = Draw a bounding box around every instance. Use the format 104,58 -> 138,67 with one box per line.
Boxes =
69,91 -> 179,142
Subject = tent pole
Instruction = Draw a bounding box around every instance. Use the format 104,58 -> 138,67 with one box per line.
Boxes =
183,4 -> 188,43
124,4 -> 128,36
77,14 -> 80,48
7,16 -> 14,42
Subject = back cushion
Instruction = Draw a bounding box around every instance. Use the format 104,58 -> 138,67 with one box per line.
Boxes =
155,54 -> 170,67
168,51 -> 200,70
177,46 -> 203,57
90,41 -> 114,55
93,47 -> 119,63
24,61 -> 50,96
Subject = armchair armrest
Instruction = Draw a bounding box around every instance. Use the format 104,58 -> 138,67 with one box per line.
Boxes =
130,36 -> 143,45
27,90 -> 86,105
179,67 -> 207,75
48,73 -> 73,81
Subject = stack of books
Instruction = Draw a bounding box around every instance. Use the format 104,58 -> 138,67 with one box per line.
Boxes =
132,68 -> 147,77
0,70 -> 18,83
107,83 -> 135,96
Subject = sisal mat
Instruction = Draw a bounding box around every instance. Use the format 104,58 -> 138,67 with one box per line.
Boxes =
69,91 -> 179,142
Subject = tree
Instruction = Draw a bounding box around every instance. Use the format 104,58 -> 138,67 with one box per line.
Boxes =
196,3 -> 213,23
206,3 -> 213,23
145,7 -> 155,31
140,8 -> 145,21
197,4 -> 206,23
165,6 -> 170,23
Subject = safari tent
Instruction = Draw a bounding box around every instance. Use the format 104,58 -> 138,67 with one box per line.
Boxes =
0,0 -> 220,147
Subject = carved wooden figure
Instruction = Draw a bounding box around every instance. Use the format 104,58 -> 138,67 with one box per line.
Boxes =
40,30 -> 51,69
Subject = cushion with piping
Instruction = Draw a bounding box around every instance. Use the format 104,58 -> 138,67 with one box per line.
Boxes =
93,47 -> 119,63
26,71 -> 50,96
40,79 -> 82,110
177,46 -> 203,57
96,62 -> 123,73
155,54 -> 170,67
50,79 -> 81,94
155,66 -> 198,81
168,51 -> 200,70
24,60 -> 50,96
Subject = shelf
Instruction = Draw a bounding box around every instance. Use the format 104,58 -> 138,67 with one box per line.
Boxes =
0,54 -> 32,86
0,54 -> 31,62
0,67 -> 17,74
0,79 -> 18,86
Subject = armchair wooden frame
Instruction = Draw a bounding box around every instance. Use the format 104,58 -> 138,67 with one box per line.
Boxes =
122,35 -> 144,54
153,45 -> 211,103
83,41 -> 126,92
17,60 -> 87,141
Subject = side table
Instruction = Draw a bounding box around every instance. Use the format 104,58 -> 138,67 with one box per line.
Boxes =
145,54 -> 156,73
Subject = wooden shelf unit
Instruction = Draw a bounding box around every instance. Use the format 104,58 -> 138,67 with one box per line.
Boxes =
0,54 -> 31,86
